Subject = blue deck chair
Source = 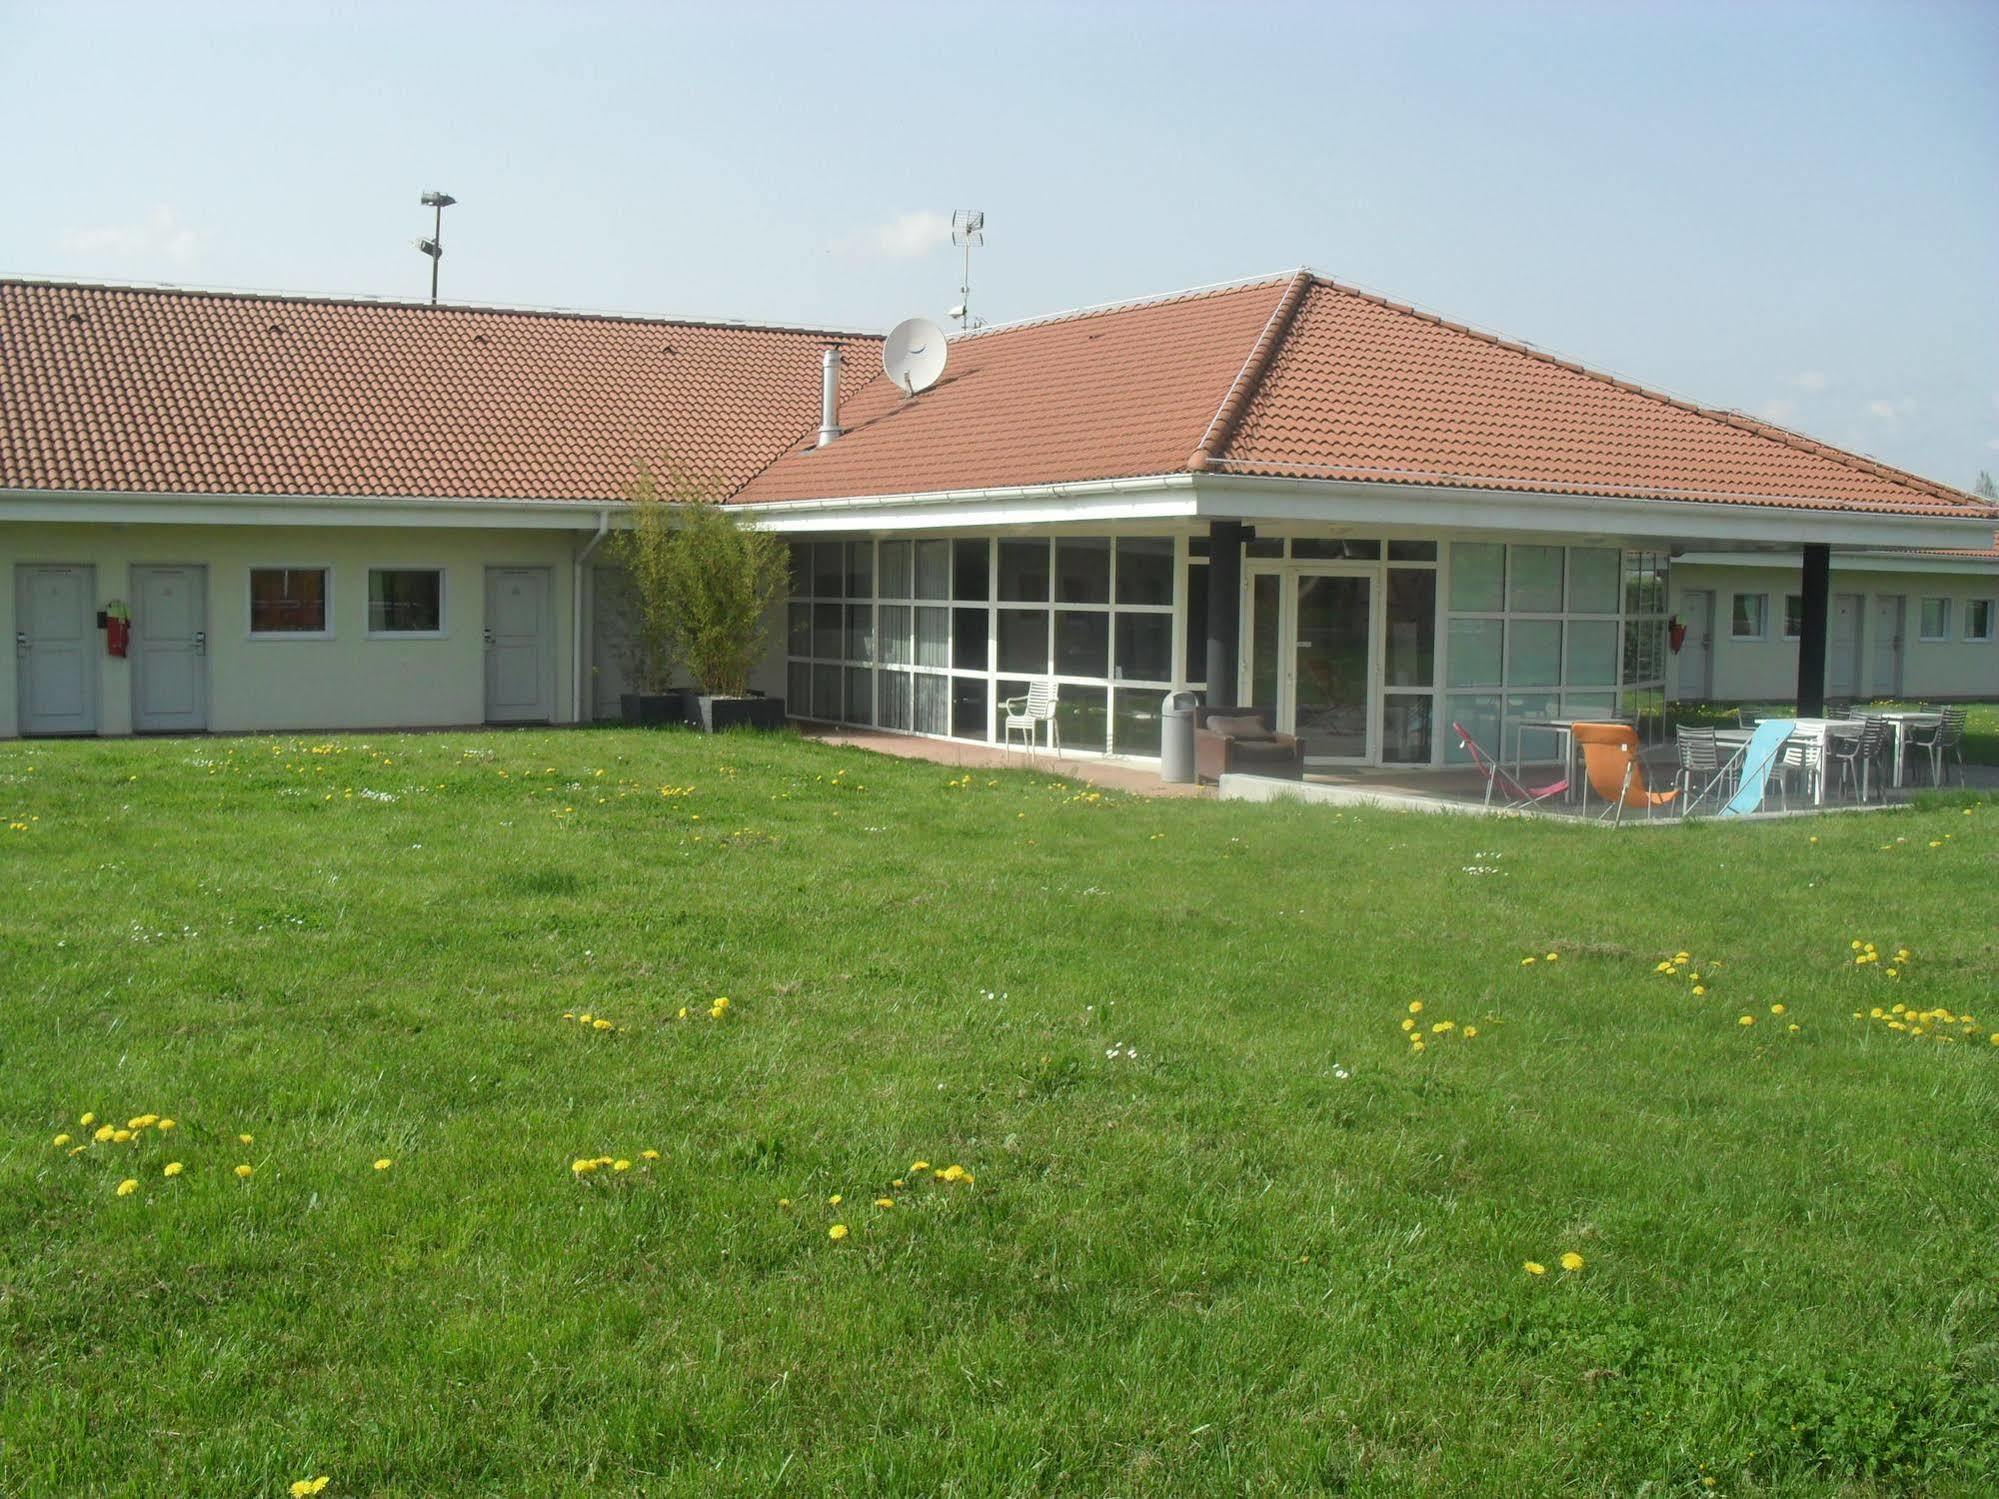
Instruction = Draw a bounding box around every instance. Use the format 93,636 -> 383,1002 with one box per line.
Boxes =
1714,719 -> 1794,818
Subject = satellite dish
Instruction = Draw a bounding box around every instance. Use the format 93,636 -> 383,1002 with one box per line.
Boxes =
883,316 -> 947,396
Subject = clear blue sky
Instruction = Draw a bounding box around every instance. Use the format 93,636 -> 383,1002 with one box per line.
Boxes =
4,0 -> 1995,490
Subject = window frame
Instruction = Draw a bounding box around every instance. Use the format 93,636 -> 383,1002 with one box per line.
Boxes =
246,564 -> 334,640
1965,597 -> 1995,643
1730,592 -> 1769,641
1918,596 -> 1950,642
363,565 -> 448,640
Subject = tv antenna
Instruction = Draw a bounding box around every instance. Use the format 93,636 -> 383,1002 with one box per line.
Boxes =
883,317 -> 948,396
950,209 -> 984,330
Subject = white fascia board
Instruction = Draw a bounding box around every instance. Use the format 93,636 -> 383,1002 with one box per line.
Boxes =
0,488 -> 617,531
1674,549 -> 1999,575
731,474 -> 1199,534
1190,474 -> 1999,552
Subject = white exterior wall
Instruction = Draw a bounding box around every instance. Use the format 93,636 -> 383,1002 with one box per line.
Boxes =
1669,560 -> 1998,702
3,521 -> 583,738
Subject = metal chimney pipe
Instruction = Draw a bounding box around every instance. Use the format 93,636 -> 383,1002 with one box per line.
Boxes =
816,346 -> 843,447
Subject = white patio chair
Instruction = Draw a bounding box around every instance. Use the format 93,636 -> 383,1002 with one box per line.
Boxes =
1002,680 -> 1060,761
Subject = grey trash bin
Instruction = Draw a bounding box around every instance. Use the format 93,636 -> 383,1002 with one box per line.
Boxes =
1159,690 -> 1200,784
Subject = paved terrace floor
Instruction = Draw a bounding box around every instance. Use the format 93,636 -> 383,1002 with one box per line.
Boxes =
799,726 -> 1993,812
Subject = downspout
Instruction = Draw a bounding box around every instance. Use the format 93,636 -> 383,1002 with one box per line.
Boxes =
572,508 -> 611,724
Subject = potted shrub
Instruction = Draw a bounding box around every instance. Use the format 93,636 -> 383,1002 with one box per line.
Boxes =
621,468 -> 791,732
606,468 -> 691,726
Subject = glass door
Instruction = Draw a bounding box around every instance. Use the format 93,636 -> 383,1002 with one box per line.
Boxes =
1293,572 -> 1373,761
1241,565 -> 1378,764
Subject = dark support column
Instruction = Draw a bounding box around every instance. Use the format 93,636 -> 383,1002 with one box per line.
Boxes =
1796,543 -> 1831,716
1205,520 -> 1245,708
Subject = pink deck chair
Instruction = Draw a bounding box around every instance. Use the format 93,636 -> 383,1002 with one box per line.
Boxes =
1453,722 -> 1569,809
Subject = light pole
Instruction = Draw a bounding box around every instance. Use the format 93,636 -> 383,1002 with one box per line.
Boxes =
416,190 -> 456,304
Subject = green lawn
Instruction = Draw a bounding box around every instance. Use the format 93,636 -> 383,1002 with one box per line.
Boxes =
3,730 -> 1996,1496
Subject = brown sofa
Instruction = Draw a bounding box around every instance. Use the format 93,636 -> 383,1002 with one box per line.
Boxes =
1194,706 -> 1305,783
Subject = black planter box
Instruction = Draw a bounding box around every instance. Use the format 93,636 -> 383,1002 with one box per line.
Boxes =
620,690 -> 692,727
695,695 -> 786,733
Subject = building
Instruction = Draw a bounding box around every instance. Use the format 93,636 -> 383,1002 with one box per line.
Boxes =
5,271 -> 1994,761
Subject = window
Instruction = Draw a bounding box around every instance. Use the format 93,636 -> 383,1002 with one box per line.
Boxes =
250,567 -> 329,635
1966,598 -> 1995,642
1919,597 -> 1950,641
1783,594 -> 1805,640
367,568 -> 443,635
1730,593 -> 1767,639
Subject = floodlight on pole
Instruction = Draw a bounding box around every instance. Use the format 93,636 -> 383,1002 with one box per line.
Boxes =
416,190 -> 457,304
950,209 -> 984,330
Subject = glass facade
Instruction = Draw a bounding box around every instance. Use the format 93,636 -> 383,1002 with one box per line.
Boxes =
1442,544 -> 1667,765
788,532 -> 1670,766
787,535 -> 1179,754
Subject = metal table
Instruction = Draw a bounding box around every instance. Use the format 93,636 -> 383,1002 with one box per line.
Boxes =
1759,717 -> 1864,805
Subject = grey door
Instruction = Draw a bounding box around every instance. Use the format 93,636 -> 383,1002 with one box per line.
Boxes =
1829,592 -> 1862,699
1681,589 -> 1714,700
485,566 -> 554,723
14,564 -> 97,736
131,565 -> 208,733
1870,595 -> 1904,698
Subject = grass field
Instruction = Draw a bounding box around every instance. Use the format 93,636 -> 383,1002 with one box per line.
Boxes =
3,729 -> 1997,1496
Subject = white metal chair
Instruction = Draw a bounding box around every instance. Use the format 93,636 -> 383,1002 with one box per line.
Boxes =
1002,680 -> 1060,761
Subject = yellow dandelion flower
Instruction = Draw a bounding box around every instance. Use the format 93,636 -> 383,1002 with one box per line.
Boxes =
892,1178 -> 905,1188
910,1161 -> 930,1173
164,1162 -> 183,1177
234,1163 -> 255,1179
1545,952 -> 1559,962
612,1159 -> 631,1172
1408,1000 -> 1424,1014
1788,1024 -> 1801,1033
1432,1021 -> 1454,1033
116,1179 -> 139,1196
373,1158 -> 393,1171
93,1125 -> 115,1143
1692,985 -> 1707,997
1524,1261 -> 1546,1275
778,1197 -> 791,1207
1410,1039 -> 1426,1053
1463,1026 -> 1479,1039
874,1197 -> 894,1209
290,1478 -> 331,1498
1770,1004 -> 1786,1015
578,1013 -> 592,1024
1560,1251 -> 1584,1272
572,1158 -> 597,1175
713,997 -> 730,1010
157,1119 -> 174,1132
562,1012 -> 575,1021
111,1129 -> 133,1144
828,1194 -> 842,1206
595,1156 -> 613,1166
1401,1018 -> 1416,1032
677,1007 -> 689,1020
1521,956 -> 1536,966
1738,1015 -> 1755,1027
79,1112 -> 96,1127
1851,940 -> 1863,950
1870,1007 -> 1884,1019
68,1145 -> 86,1157
52,1133 -> 71,1148
641,1149 -> 660,1161
592,1019 -> 613,1031
128,1114 -> 157,1129
238,1133 -> 254,1145
828,1224 -> 848,1241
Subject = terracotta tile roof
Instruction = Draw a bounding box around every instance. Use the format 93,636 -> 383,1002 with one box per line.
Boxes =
740,270 -> 1995,520
732,277 -> 1294,504
0,280 -> 879,500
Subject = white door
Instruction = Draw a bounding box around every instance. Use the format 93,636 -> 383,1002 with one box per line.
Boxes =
15,564 -> 97,736
1680,589 -> 1714,700
131,565 -> 208,733
1829,593 -> 1862,699
590,566 -> 636,721
485,566 -> 554,723
1870,595 -> 1904,698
